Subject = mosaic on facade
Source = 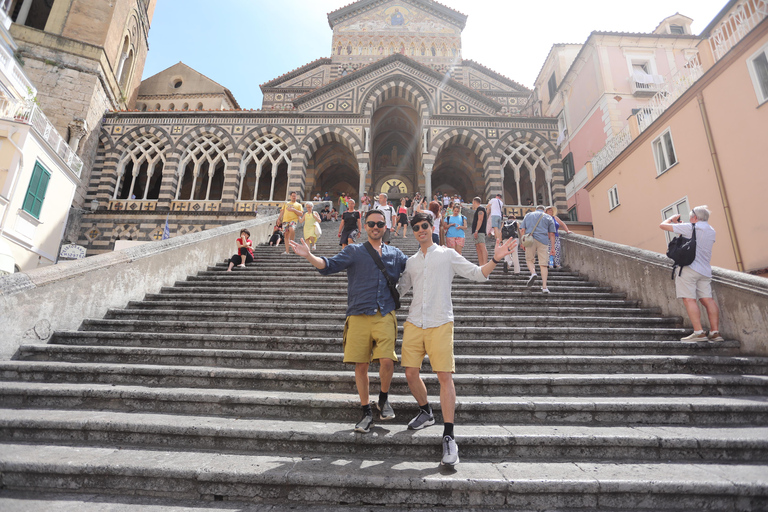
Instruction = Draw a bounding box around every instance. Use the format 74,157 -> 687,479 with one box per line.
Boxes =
76,0 -> 566,255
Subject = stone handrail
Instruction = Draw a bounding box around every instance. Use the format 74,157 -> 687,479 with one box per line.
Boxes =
560,233 -> 768,355
0,215 -> 277,360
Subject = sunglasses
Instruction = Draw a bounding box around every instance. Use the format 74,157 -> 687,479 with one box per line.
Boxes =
366,221 -> 386,228
412,222 -> 431,232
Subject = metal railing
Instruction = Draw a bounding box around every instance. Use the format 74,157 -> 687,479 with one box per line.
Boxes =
0,98 -> 84,178
709,0 -> 768,62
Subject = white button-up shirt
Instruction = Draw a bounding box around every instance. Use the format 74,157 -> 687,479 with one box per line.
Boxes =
398,244 -> 488,329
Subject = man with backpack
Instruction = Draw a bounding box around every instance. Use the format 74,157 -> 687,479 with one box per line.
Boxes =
660,205 -> 723,342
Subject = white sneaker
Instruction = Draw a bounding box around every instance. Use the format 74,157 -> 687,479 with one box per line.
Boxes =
542,288 -> 550,293
441,436 -> 459,466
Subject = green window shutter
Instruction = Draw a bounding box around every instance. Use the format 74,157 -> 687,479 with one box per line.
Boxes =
22,162 -> 51,219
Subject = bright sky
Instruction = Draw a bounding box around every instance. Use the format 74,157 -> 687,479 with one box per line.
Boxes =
142,0 -> 725,109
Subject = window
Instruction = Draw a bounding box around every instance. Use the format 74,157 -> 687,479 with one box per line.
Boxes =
196,102 -> 204,110
562,152 -> 575,184
566,206 -> 578,222
652,129 -> 677,175
748,43 -> 768,105
547,72 -> 557,102
22,162 -> 51,219
661,197 -> 690,243
608,185 -> 620,211
669,25 -> 685,35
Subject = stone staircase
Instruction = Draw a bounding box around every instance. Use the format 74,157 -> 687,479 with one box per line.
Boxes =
1,229 -> 767,510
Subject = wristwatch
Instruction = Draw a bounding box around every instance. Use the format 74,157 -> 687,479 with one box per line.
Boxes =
491,257 -> 501,264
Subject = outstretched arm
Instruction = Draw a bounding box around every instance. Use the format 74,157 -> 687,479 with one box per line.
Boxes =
289,239 -> 327,269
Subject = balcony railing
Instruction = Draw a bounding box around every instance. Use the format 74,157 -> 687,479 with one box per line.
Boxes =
709,0 -> 768,63
637,56 -> 704,132
0,98 -> 84,178
629,79 -> 664,96
592,125 -> 632,177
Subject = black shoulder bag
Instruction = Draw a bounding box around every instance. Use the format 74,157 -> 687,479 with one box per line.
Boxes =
666,223 -> 697,279
363,241 -> 401,310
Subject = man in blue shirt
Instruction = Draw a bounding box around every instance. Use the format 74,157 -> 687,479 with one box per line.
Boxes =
290,210 -> 408,433
519,205 -> 556,293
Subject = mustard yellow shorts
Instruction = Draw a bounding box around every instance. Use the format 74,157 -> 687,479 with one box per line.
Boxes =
342,311 -> 398,364
401,321 -> 455,373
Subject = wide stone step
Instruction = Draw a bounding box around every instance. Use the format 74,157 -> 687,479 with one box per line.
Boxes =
77,318 -> 689,340
2,362 -> 766,396
2,409 -> 767,463
196,269 -> 587,282
1,444 -> 766,510
126,300 -> 661,317
49,331 -> 743,356
18,345 -> 763,375
101,309 -> 683,328
2,382 -> 766,425
144,292 -> 638,307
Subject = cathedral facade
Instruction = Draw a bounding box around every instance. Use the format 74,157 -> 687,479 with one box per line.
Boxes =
79,0 -> 564,253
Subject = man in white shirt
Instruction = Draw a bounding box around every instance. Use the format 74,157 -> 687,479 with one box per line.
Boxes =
397,212 -> 518,466
660,205 -> 722,342
487,193 -> 504,238
371,193 -> 396,245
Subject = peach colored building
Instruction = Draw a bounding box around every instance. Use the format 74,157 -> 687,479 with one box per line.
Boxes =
586,0 -> 768,276
531,15 -> 702,223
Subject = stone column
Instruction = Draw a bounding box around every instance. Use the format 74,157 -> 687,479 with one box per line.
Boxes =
358,162 -> 368,201
16,0 -> 32,25
545,167 -> 553,206
423,163 -> 433,200
514,167 -> 521,206
364,128 -> 370,153
67,118 -> 88,154
529,167 -> 537,206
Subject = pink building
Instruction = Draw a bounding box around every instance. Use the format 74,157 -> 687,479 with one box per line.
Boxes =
531,15 -> 702,223
586,0 -> 768,276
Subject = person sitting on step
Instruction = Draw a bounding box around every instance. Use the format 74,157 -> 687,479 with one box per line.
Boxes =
227,229 -> 253,271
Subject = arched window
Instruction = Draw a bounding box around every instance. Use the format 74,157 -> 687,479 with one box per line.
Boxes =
239,134 -> 291,201
176,134 -> 228,201
114,134 -> 166,201
196,102 -> 204,110
140,104 -> 147,112
501,140 -> 551,206
182,103 -> 189,111
119,49 -> 134,91
154,103 -> 161,110
168,103 -> 175,111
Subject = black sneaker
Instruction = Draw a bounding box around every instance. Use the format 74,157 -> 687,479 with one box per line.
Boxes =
355,411 -> 373,433
376,400 -> 395,420
407,410 -> 435,430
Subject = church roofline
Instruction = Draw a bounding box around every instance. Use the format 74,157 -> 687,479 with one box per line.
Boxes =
462,59 -> 532,93
260,58 -> 333,89
327,0 -> 467,30
139,62 -> 242,109
291,52 -> 501,110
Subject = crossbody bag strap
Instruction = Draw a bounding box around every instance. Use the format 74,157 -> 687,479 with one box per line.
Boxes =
363,242 -> 401,309
529,212 -> 544,233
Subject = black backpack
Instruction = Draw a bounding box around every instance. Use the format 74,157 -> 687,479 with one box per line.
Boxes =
666,224 -> 697,279
501,220 -> 518,240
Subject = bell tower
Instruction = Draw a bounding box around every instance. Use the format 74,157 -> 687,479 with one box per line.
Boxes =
7,0 -> 156,208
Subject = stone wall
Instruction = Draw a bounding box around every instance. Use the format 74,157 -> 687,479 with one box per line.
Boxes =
561,233 -> 768,356
0,215 -> 277,361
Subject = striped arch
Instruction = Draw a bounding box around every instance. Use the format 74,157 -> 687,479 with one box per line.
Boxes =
427,128 -> 498,200
361,76 -> 432,118
496,129 -> 566,210
298,126 -> 364,168
89,128 -> 116,204
495,130 -> 559,165
96,126 -> 172,204
172,125 -> 236,156
235,125 -> 299,156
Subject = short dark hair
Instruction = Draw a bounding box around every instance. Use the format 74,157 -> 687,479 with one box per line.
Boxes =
365,209 -> 385,221
240,229 -> 250,237
410,212 -> 432,228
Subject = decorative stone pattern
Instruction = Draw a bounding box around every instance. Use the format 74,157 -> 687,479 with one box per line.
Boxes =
80,0 -> 564,254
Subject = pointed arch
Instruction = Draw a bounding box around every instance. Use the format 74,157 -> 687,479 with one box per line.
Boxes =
111,127 -> 171,201
298,126 -> 364,168
175,133 -> 230,201
427,128 -> 493,169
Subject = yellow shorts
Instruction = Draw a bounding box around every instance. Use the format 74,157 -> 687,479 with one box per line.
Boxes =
342,311 -> 398,364
401,321 -> 455,373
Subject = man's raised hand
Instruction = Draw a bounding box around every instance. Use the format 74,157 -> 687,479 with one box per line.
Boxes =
289,238 -> 311,258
